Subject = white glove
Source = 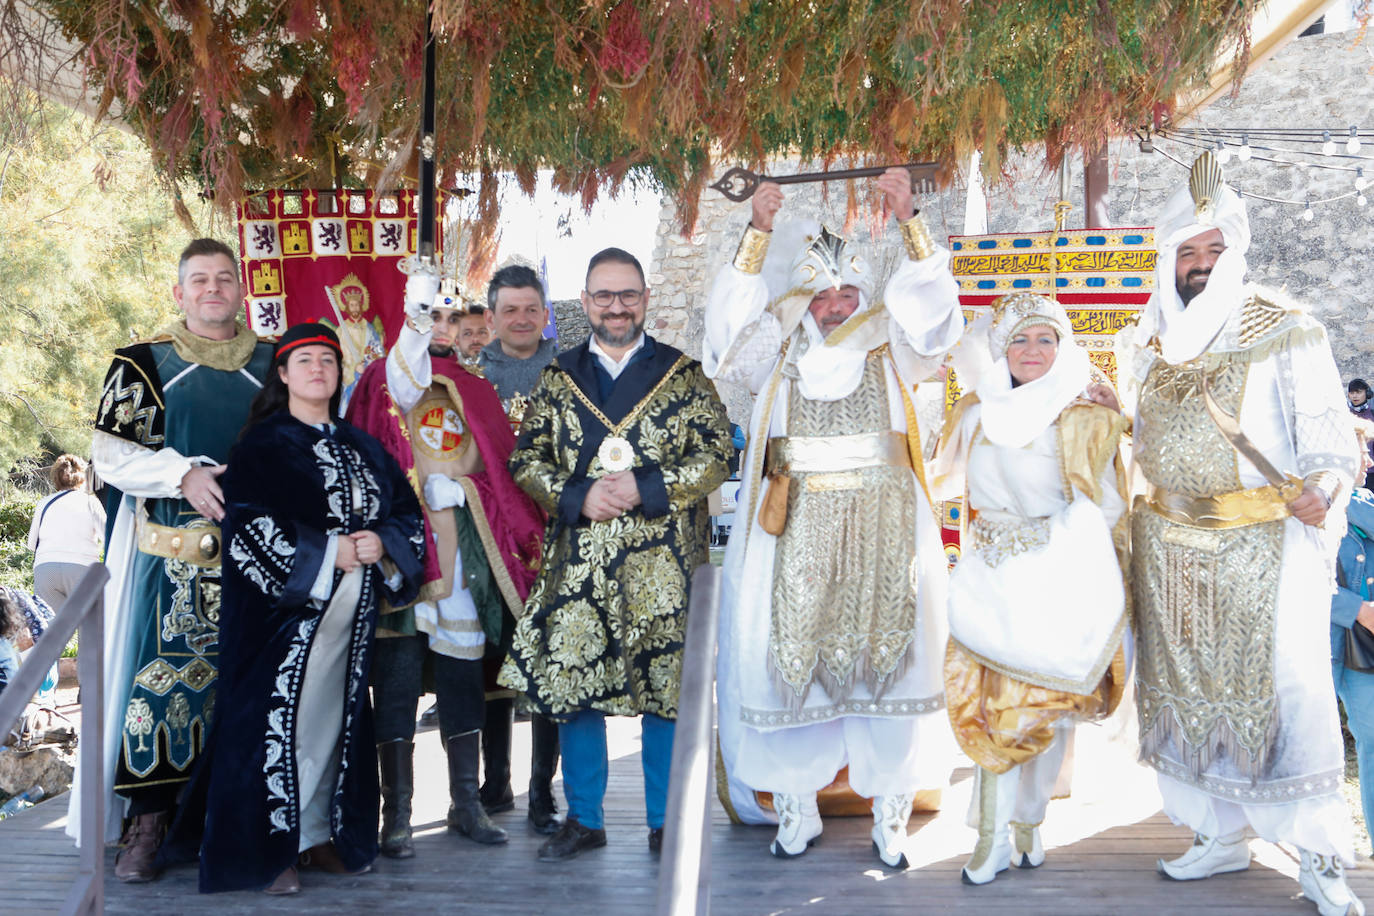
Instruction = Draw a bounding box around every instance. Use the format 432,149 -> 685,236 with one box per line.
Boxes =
424,473 -> 466,511
404,271 -> 442,330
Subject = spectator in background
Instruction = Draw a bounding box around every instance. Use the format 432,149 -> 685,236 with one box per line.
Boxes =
0,586 -> 53,706
0,589 -> 32,700
27,454 -> 106,611
1349,379 -> 1373,419
1350,380 -> 1374,490
457,304 -> 490,365
1331,423 -> 1374,859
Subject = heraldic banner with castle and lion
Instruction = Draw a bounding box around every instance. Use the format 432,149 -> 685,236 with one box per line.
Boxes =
236,188 -> 443,406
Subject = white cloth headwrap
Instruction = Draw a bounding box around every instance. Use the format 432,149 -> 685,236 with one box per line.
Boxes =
972,293 -> 1091,449
1140,167 -> 1251,364
762,219 -> 885,402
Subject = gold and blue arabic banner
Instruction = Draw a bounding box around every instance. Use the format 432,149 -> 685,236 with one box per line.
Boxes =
948,226 -> 1157,395
938,226 -> 1156,560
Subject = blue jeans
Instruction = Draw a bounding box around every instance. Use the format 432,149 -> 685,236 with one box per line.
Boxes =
1332,625 -> 1374,854
558,710 -> 675,830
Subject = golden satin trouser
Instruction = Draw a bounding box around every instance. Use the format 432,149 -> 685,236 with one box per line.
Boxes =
944,640 -> 1122,775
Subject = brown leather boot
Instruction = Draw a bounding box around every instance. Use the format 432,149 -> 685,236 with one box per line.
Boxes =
265,865 -> 300,895
298,842 -> 372,875
114,811 -> 167,883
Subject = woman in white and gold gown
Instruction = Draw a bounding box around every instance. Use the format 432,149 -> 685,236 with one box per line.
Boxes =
932,292 -> 1130,884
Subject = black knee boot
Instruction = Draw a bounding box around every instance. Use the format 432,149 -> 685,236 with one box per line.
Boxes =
446,730 -> 508,845
480,697 -> 515,814
377,739 -> 415,858
528,713 -> 562,835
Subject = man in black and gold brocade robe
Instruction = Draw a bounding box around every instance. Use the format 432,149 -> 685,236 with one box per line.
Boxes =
499,247 -> 732,862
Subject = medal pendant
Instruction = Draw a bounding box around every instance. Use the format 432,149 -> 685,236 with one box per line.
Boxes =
506,393 -> 529,426
598,436 -> 635,472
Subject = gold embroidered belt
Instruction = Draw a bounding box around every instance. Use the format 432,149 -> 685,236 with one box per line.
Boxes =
767,431 -> 911,474
139,521 -> 223,567
1140,481 -> 1292,530
766,432 -> 912,494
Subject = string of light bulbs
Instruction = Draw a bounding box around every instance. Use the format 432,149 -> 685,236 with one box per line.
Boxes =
1141,127 -> 1370,219
1156,126 -> 1367,159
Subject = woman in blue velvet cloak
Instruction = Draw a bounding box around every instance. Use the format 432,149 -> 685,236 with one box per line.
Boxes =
162,324 -> 425,894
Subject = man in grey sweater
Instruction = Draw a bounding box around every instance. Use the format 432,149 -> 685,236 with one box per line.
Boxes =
480,265 -> 559,405
475,263 -> 562,834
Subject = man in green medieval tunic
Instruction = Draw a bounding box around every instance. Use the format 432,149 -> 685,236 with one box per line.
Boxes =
499,247 -> 732,862
70,239 -> 274,882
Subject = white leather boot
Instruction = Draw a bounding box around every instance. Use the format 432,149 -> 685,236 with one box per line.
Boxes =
1299,848 -> 1366,916
961,766 -> 1018,885
770,792 -> 822,858
1156,830 -> 1250,880
871,792 -> 915,868
1011,821 -> 1045,868
1007,734 -> 1063,870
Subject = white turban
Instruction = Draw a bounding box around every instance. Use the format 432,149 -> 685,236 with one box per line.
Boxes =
1140,152 -> 1252,363
759,220 -> 888,401
964,293 -> 1092,448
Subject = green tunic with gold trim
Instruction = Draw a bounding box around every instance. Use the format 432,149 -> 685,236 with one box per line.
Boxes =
498,336 -> 732,719
93,324 -> 273,800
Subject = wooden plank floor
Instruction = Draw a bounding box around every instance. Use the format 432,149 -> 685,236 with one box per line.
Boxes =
5,714 -> 1374,915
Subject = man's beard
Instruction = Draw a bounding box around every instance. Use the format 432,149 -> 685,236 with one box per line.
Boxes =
428,343 -> 454,358
818,316 -> 847,337
1176,271 -> 1210,306
590,313 -> 644,348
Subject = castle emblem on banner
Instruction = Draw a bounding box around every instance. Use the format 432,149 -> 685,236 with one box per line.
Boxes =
236,188 -> 440,412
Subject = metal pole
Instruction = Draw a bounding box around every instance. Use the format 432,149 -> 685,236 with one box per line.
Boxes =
655,565 -> 720,916
1055,158 -> 1071,231
72,574 -> 105,915
416,5 -> 438,266
0,563 -> 112,916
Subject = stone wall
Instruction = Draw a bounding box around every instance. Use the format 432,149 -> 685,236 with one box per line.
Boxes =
646,29 -> 1374,423
551,297 -> 589,349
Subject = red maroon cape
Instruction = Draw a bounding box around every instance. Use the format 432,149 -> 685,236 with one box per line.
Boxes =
346,356 -> 545,604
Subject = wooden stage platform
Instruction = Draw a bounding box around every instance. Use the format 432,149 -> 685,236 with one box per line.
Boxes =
5,715 -> 1373,915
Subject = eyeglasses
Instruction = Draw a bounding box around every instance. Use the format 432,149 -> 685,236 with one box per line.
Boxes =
587,288 -> 645,307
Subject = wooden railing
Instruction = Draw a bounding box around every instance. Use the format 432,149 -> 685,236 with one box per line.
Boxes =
654,564 -> 720,916
0,563 -> 108,916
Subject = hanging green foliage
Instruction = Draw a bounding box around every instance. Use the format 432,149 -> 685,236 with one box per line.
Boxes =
17,0 -> 1261,240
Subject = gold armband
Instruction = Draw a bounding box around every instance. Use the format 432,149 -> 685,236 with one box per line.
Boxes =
899,213 -> 937,261
1303,470 -> 1341,505
733,224 -> 771,274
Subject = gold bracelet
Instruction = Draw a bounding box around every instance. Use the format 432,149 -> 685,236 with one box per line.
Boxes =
899,213 -> 937,261
1303,470 -> 1341,504
733,224 -> 771,274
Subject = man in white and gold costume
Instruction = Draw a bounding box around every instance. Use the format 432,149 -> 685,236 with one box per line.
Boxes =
1120,151 -> 1363,916
706,169 -> 959,867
